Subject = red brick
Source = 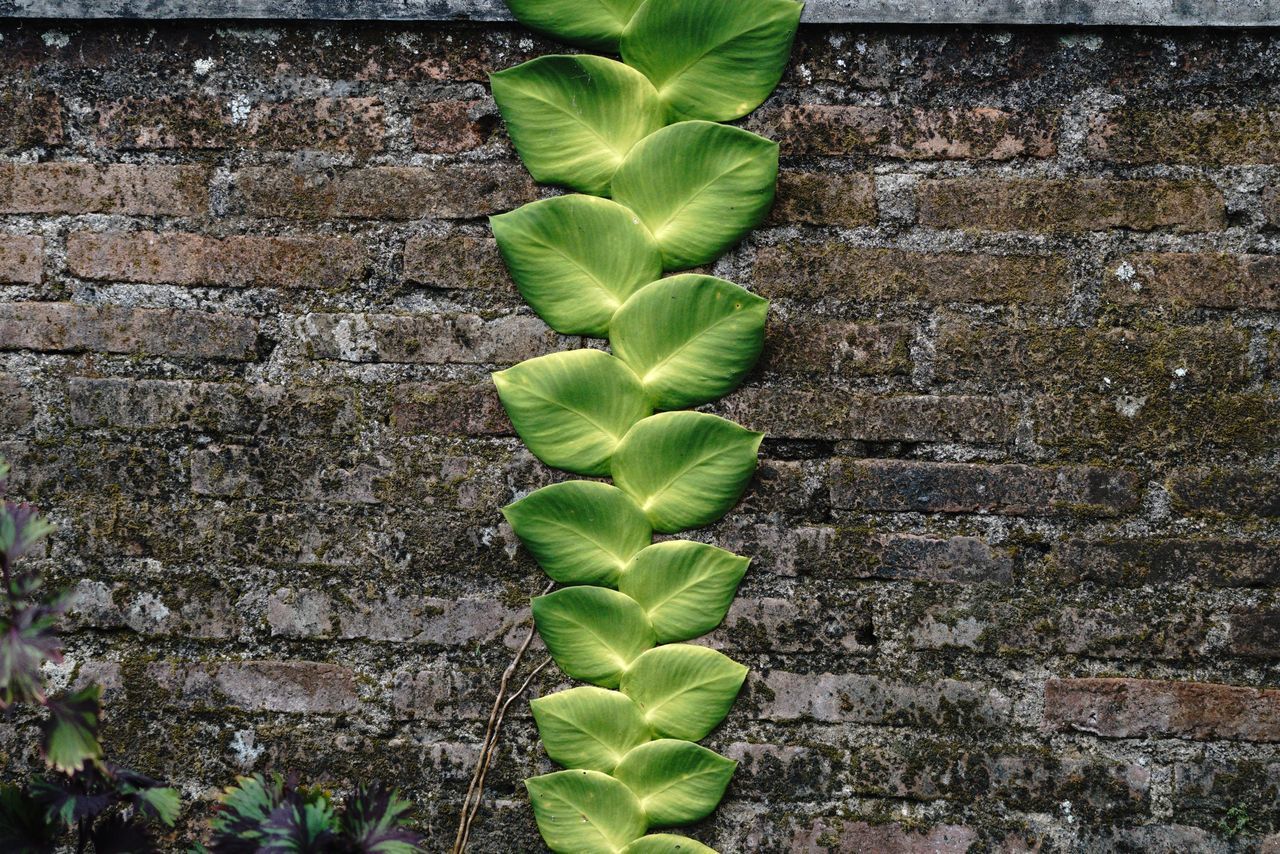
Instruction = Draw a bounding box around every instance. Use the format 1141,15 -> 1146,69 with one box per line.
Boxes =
1168,468 -> 1280,518
769,170 -> 877,227
411,99 -> 502,153
0,302 -> 257,360
0,89 -> 63,149
1045,677 -> 1280,741
0,376 -> 33,430
752,245 -> 1068,303
297,312 -> 575,365
751,104 -> 1056,159
67,231 -> 367,288
789,821 -> 976,854
390,381 -> 511,436
0,235 -> 43,283
0,163 -> 208,215
917,178 -> 1224,233
1053,539 -> 1280,588
1089,108 -> 1280,165
231,164 -> 536,220
831,459 -> 1141,517
147,660 -> 360,713
403,234 -> 515,291
1105,253 -> 1280,311
94,96 -> 229,149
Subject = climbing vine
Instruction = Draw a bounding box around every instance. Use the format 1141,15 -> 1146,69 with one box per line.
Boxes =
486,0 -> 802,850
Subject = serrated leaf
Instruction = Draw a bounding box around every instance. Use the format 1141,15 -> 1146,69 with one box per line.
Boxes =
504,0 -> 648,52
340,783 -> 423,854
531,686 -> 651,772
526,770 -> 647,854
532,587 -> 655,688
611,412 -> 762,534
492,55 -> 664,195
619,541 -> 748,643
612,121 -> 778,270
620,645 -> 748,741
125,786 -> 180,827
621,0 -> 802,122
0,783 -> 60,853
621,834 -> 719,854
41,685 -> 103,774
503,481 -> 652,586
609,275 -> 768,409
494,350 -> 651,476
492,195 -> 663,337
612,740 -> 736,826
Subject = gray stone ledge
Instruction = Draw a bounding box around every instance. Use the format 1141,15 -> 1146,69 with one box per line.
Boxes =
3,0 -> 1280,26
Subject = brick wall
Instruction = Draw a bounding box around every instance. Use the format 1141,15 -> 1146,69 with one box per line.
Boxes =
0,20 -> 1278,853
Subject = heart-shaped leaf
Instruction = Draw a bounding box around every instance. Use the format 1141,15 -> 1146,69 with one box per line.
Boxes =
609,274 -> 768,409
611,412 -> 763,533
621,835 -> 719,854
613,740 -> 737,826
531,686 -> 652,773
620,644 -> 748,741
492,55 -> 665,195
621,0 -> 803,122
493,349 -> 652,476
619,541 -> 748,643
612,121 -> 778,270
503,481 -> 652,586
492,195 -> 663,337
533,587 -> 656,688
526,770 -> 648,854
505,0 -> 648,52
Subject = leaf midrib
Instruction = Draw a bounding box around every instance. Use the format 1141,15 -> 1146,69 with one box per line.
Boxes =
637,306 -> 753,385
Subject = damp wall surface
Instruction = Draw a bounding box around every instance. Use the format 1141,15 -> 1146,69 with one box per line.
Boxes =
0,15 -> 1278,853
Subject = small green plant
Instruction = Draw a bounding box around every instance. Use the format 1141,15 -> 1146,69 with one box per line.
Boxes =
1218,803 -> 1250,838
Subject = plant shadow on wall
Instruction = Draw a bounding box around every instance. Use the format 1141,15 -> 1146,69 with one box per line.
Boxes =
0,456 -> 426,854
452,0 -> 803,851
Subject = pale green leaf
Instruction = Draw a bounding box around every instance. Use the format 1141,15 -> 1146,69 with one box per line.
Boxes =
620,644 -> 748,741
526,770 -> 648,854
612,121 -> 778,270
503,481 -> 652,586
621,0 -> 802,122
611,412 -> 763,533
621,834 -> 719,854
609,274 -> 768,409
493,349 -> 652,476
533,586 -> 656,688
491,55 -> 664,195
492,195 -> 663,337
619,541 -> 748,643
505,0 -> 648,52
531,686 -> 652,773
612,740 -> 736,826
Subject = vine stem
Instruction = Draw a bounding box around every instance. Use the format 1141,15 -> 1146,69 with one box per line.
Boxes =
451,581 -> 554,854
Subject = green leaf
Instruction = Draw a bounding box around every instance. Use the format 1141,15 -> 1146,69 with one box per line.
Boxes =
612,740 -> 736,826
621,0 -> 802,122
128,786 -> 181,826
493,350 -> 652,476
526,770 -> 647,854
532,587 -> 656,688
612,121 -> 778,270
491,55 -> 664,195
621,834 -> 719,854
611,412 -> 762,533
619,541 -> 748,643
531,686 -> 652,772
492,195 -> 663,337
620,644 -> 747,741
504,0 -> 648,52
41,685 -> 103,774
609,275 -> 768,409
503,481 -> 652,586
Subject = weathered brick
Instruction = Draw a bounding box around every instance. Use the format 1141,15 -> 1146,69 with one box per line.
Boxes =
876,534 -> 1015,583
0,302 -> 258,360
190,445 -> 386,503
1089,108 -> 1280,165
714,595 -> 875,655
392,658 -> 503,722
403,234 -> 514,291
0,235 -> 43,283
832,459 -> 1141,517
68,579 -> 242,639
297,312 -> 575,365
411,99 -> 502,152
2,440 -> 188,500
231,164 -> 536,220
147,660 -> 361,713
1173,759 -> 1280,824
789,820 -> 977,853
751,104 -> 1056,159
0,375 -> 33,430
918,178 -> 1225,233
1168,468 -> 1280,518
0,89 -> 62,149
1105,253 -> 1280,310
1044,678 -> 1280,741
1227,609 -> 1280,658
390,381 -> 510,436
752,245 -> 1068,303
67,231 -> 367,289
754,671 -> 1011,728
0,163 -> 208,215
761,318 -> 911,377
1053,539 -> 1280,588
769,170 -> 877,227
